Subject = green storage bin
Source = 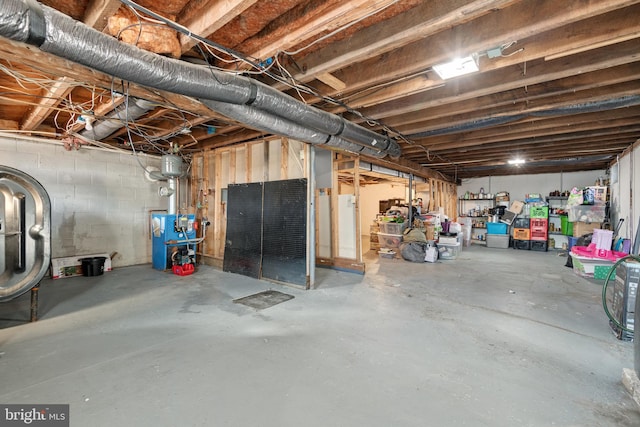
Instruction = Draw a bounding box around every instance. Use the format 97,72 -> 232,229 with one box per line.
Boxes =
530,206 -> 549,218
594,265 -> 616,281
560,215 -> 573,235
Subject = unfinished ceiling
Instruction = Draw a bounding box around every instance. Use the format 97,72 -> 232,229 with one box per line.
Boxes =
0,0 -> 639,181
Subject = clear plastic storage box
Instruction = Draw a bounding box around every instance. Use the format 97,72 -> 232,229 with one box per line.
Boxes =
437,242 -> 460,260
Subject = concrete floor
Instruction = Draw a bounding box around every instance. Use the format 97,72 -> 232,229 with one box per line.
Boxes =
1,245 -> 639,426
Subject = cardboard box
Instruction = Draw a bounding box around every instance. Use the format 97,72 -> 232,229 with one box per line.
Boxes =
508,201 -> 524,214
572,221 -> 602,237
51,253 -> 112,279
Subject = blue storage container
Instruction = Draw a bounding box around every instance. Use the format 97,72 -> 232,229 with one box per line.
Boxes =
568,236 -> 579,251
486,222 -> 508,234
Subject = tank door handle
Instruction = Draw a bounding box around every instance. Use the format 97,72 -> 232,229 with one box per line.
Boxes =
15,193 -> 26,273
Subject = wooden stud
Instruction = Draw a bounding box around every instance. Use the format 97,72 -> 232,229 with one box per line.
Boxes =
214,151 -> 223,258
354,156 -> 362,264
281,138 -> 289,180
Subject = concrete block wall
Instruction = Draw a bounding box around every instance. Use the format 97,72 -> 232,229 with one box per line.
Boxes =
0,136 -> 165,267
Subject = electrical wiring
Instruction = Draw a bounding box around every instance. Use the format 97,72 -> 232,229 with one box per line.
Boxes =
118,0 -> 417,147
337,69 -> 433,103
273,54 -> 307,104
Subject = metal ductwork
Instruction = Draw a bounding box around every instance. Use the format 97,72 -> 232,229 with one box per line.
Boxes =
201,100 -> 387,158
408,95 -> 640,139
80,97 -> 156,141
0,0 -> 401,158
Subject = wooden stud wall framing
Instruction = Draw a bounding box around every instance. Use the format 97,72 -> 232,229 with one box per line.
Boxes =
189,142 -> 455,272
189,137 -> 309,267
330,153 -> 365,273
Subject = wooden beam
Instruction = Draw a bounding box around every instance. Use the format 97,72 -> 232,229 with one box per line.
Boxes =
20,77 -> 73,131
0,119 -> 19,130
419,108 -> 640,148
240,0 -> 400,66
292,0 -> 519,83
316,73 -> 347,92
0,37 -> 225,137
359,38 -> 640,121
83,0 -> 121,30
287,0 -> 639,101
331,5 -> 640,118
361,153 -> 452,182
178,0 -> 259,53
387,70 -> 640,133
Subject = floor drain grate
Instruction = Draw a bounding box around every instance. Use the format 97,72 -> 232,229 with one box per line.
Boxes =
233,290 -> 294,310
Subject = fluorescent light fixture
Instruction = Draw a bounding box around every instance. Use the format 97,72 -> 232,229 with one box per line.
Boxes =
508,158 -> 525,165
432,55 -> 479,80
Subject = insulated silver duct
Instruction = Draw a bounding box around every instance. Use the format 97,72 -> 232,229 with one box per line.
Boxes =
80,98 -> 156,141
202,100 -> 387,158
0,0 -> 401,158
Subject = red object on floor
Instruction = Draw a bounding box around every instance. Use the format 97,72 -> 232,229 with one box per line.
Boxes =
172,263 -> 194,276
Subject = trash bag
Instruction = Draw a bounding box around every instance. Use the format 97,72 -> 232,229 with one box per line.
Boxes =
400,242 -> 429,262
403,227 -> 427,243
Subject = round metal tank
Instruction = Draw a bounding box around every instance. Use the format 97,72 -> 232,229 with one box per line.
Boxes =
0,166 -> 51,302
161,154 -> 183,177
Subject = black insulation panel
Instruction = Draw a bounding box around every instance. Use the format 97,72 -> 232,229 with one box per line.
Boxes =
223,183 -> 263,278
261,179 -> 307,286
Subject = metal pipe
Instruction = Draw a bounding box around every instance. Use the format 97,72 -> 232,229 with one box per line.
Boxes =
167,178 -> 176,215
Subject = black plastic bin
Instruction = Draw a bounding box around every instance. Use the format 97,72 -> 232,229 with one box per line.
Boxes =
80,256 -> 107,276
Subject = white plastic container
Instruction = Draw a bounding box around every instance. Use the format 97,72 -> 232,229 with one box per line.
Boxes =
437,242 -> 460,260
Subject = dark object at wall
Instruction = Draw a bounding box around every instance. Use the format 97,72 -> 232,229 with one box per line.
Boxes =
80,256 -> 107,276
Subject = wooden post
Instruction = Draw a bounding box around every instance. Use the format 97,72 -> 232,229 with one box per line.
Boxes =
281,138 -> 289,180
354,156 -> 362,262
214,151 -> 223,257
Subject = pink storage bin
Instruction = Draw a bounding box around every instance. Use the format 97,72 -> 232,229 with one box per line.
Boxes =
570,244 -> 626,262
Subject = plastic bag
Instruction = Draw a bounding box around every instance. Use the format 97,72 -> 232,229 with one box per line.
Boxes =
403,227 -> 427,243
425,245 -> 438,263
400,242 -> 428,262
566,187 -> 583,208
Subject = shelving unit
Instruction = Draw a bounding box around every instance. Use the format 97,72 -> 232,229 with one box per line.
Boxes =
458,198 -> 495,245
546,196 -> 570,249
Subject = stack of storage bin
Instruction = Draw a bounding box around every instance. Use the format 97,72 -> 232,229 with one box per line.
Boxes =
486,222 -> 509,248
529,206 -> 549,251
512,217 -> 531,250
377,221 -> 406,251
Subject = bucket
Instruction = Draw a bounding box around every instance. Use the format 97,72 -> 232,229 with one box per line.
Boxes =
80,256 -> 107,276
560,215 -> 573,235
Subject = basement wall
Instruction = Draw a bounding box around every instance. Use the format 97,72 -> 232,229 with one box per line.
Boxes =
359,182 -> 409,228
458,170 -> 606,204
0,136 -> 164,267
610,144 -> 640,242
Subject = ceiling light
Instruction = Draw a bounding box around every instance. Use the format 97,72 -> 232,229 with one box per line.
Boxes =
508,158 -> 525,165
432,55 -> 479,80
